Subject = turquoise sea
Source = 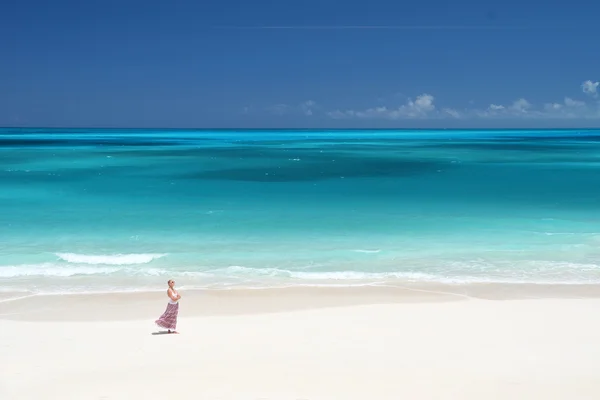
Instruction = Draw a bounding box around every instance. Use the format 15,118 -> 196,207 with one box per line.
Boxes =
2,128 -> 600,294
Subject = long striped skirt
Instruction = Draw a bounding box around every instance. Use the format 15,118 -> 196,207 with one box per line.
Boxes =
156,302 -> 179,330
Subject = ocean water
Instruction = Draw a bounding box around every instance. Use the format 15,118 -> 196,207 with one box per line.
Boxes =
2,128 -> 600,294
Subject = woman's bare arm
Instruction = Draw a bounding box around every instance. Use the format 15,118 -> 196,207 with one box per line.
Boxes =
168,288 -> 179,301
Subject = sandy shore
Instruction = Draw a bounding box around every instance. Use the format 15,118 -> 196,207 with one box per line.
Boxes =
2,285 -> 600,399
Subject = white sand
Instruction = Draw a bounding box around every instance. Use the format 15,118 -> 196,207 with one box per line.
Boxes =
2,289 -> 600,399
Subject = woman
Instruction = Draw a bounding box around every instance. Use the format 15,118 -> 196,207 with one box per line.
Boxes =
155,279 -> 181,334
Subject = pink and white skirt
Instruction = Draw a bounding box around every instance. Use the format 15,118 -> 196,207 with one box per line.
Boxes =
155,302 -> 179,330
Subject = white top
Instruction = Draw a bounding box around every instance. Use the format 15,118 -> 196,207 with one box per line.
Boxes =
168,289 -> 179,304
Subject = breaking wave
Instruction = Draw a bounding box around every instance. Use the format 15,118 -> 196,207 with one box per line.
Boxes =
55,253 -> 166,265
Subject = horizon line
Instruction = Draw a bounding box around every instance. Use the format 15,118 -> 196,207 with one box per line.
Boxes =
2,127 -> 600,131
213,25 -> 528,30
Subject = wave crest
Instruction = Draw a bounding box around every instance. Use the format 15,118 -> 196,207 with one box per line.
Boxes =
2,259 -> 600,285
56,253 -> 166,265
0,264 -> 121,278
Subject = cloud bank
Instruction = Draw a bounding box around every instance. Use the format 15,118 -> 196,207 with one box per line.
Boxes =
327,80 -> 600,120
262,80 -> 600,121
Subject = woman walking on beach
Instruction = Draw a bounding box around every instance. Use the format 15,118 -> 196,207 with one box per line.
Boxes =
155,280 -> 181,333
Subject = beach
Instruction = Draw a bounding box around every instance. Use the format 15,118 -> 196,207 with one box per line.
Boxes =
3,129 -> 600,398
3,286 -> 600,399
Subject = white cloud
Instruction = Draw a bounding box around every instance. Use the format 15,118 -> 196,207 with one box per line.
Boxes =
510,98 -> 531,112
329,92 -> 600,120
265,79 -> 600,121
327,79 -> 600,120
534,97 -> 598,119
412,94 -> 435,112
327,109 -> 353,119
582,80 -> 599,97
300,100 -> 316,116
544,97 -> 585,112
478,100 -> 529,117
328,94 -> 437,120
480,95 -> 600,119
477,101 -> 529,118
544,103 -> 562,111
442,108 -> 461,118
564,97 -> 585,107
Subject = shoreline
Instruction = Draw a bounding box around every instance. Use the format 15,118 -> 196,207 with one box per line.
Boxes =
3,282 -> 600,322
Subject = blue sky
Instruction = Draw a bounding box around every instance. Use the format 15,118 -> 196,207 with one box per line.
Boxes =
1,0 -> 599,128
